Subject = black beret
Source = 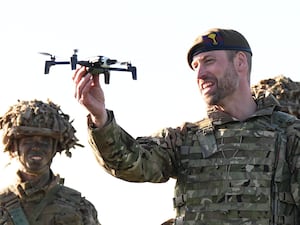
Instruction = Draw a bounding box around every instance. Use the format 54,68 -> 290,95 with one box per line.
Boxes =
187,28 -> 252,69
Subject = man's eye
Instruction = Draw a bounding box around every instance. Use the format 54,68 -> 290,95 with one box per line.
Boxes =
37,141 -> 49,147
23,141 -> 48,147
23,141 -> 33,146
205,58 -> 214,64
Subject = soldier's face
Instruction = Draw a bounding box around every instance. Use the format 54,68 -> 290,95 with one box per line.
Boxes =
17,136 -> 55,175
192,50 -> 239,106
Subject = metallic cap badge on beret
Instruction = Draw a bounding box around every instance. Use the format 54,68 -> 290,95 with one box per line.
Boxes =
187,28 -> 252,69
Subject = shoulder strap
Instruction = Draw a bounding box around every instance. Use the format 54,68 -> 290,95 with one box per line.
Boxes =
0,183 -> 62,224
30,183 -> 61,222
0,192 -> 30,225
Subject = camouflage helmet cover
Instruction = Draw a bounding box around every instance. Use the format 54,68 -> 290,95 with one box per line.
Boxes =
251,75 -> 300,119
0,99 -> 83,157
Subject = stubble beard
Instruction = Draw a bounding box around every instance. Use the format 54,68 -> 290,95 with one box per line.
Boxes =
205,64 -> 239,106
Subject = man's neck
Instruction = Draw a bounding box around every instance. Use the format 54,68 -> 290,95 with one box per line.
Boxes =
18,169 -> 51,188
216,94 -> 257,121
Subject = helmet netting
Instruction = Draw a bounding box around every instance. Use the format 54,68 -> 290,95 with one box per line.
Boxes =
0,99 -> 83,157
251,75 -> 300,118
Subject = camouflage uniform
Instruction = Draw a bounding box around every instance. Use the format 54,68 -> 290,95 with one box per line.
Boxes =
87,93 -> 300,225
0,100 -> 101,225
0,170 -> 100,225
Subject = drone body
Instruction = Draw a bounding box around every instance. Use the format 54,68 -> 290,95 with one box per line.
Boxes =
39,50 -> 137,84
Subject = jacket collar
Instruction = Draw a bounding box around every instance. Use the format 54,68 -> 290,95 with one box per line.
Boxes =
206,93 -> 281,126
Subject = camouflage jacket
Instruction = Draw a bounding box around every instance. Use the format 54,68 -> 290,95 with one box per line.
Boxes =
88,94 -> 300,224
0,169 -> 101,225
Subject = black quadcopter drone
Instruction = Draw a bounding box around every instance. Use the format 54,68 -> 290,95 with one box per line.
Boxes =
39,49 -> 137,84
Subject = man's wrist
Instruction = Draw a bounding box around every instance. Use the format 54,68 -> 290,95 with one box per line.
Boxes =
87,115 -> 99,129
87,110 -> 110,129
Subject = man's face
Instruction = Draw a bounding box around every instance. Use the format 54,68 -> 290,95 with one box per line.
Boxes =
191,50 -> 239,106
17,136 -> 55,175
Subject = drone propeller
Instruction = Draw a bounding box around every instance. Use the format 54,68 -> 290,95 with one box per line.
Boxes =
39,52 -> 55,60
38,52 -> 51,56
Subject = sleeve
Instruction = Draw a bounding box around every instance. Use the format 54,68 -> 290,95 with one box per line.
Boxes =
87,110 -> 183,183
80,198 -> 101,225
288,119 -> 300,207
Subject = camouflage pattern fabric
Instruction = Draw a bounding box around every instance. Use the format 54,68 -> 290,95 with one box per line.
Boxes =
161,218 -> 175,225
251,75 -> 300,118
0,171 -> 101,225
0,99 -> 83,157
88,86 -> 300,225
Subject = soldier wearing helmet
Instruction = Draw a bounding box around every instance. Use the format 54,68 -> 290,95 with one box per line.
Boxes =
0,99 -> 101,225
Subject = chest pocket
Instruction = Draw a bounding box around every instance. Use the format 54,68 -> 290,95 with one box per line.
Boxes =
53,212 -> 83,225
177,129 -> 279,222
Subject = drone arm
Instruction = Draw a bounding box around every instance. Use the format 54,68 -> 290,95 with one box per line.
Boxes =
108,66 -> 137,80
45,61 -> 56,74
44,61 -> 71,74
55,61 -> 70,66
130,66 -> 137,80
70,54 -> 78,70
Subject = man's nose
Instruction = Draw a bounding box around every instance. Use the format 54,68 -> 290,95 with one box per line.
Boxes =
196,65 -> 206,79
31,145 -> 39,151
31,143 -> 42,150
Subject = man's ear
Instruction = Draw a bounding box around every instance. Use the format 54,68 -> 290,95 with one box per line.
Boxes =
234,51 -> 248,72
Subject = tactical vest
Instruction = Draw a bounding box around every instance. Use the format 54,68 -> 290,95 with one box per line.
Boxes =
0,183 -> 88,225
173,111 -> 298,225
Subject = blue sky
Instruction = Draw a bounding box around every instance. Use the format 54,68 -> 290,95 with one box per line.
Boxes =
1,0 -> 300,224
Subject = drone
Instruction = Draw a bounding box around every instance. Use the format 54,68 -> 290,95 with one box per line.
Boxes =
39,49 -> 137,84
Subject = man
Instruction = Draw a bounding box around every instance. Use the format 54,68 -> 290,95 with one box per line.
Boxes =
0,99 -> 101,225
72,28 -> 300,224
